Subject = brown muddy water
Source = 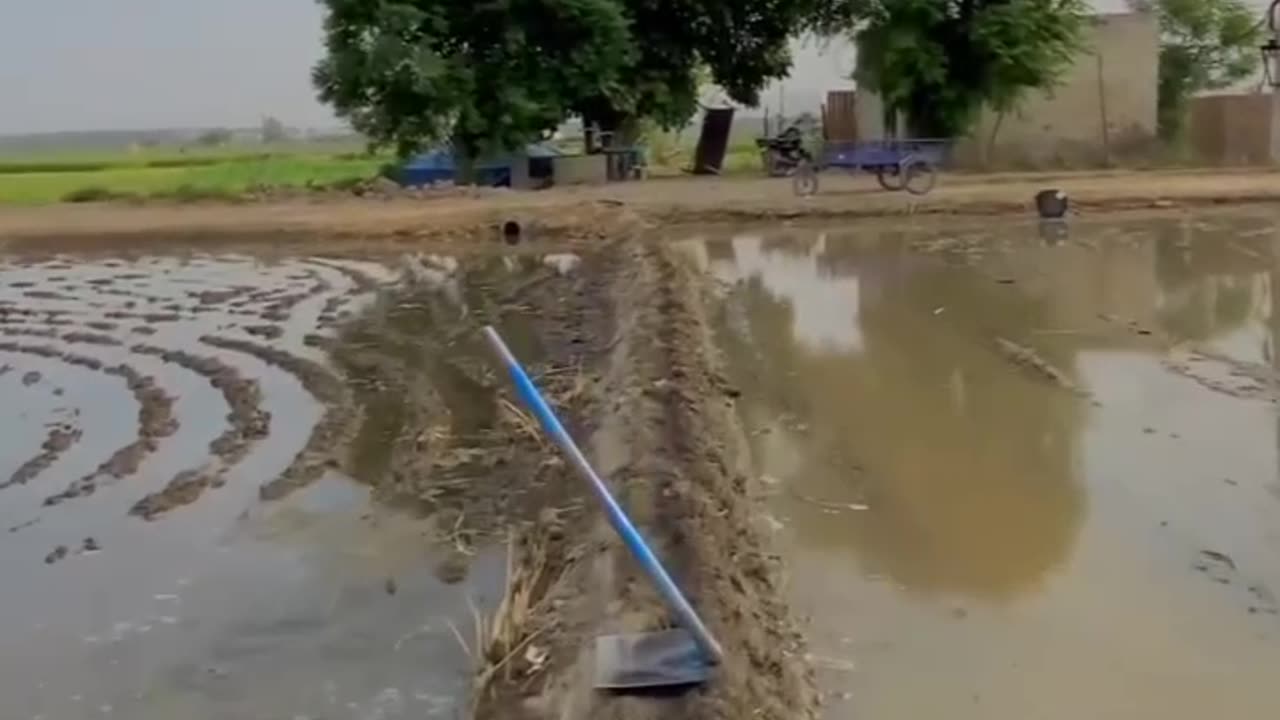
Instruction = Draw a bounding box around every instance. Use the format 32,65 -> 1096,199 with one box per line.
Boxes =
692,212 -> 1280,719
0,250 -> 523,720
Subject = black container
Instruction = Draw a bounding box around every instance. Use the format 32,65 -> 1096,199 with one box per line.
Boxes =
1035,189 -> 1069,219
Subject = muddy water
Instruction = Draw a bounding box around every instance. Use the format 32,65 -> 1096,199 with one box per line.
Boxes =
0,251 -> 507,720
695,213 -> 1280,719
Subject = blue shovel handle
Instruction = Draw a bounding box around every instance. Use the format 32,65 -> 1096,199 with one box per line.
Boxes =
482,326 -> 724,665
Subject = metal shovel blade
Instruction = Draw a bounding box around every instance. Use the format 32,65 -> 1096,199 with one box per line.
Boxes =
594,628 -> 713,689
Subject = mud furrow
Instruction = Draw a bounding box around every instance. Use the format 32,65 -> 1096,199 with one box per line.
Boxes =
125,339 -> 277,520
199,335 -> 355,501
31,350 -> 179,506
131,344 -> 269,464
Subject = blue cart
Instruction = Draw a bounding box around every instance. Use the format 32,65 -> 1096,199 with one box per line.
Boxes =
793,139 -> 948,197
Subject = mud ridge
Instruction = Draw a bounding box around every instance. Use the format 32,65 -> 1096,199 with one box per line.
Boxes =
475,243 -> 817,720
129,469 -> 224,521
306,258 -> 382,293
256,280 -> 331,322
198,335 -> 356,501
132,343 -> 269,463
2,422 -> 82,490
124,341 -> 302,519
41,353 -> 179,506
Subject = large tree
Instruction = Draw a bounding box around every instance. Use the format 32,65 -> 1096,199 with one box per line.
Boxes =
313,0 -> 837,159
575,0 -> 838,137
822,0 -> 1089,138
313,0 -> 635,161
1129,0 -> 1264,141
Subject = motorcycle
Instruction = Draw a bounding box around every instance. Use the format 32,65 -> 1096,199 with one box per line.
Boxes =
755,125 -> 812,177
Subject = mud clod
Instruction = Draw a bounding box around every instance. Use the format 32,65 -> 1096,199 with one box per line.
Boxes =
434,552 -> 470,585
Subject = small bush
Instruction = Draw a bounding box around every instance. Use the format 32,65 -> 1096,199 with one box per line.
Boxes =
62,186 -> 121,203
154,184 -> 240,203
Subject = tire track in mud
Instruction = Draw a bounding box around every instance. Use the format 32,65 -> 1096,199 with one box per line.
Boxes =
0,340 -> 180,506
0,255 -> 394,521
2,422 -> 81,491
304,259 -> 384,329
0,326 -> 275,518
126,343 -> 271,520
198,334 -> 357,502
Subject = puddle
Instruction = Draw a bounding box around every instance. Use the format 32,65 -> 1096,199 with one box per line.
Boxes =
698,213 -> 1280,719
0,251 -> 514,720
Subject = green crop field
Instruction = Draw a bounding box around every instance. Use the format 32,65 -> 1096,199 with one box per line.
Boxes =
0,142 -> 386,205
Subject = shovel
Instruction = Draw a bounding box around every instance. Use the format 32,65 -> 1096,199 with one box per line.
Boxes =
482,326 -> 723,689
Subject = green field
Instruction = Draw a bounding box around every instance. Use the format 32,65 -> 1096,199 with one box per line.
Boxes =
0,143 -> 386,205
0,134 -> 770,205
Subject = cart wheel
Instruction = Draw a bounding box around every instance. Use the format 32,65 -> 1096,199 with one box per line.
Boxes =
875,165 -> 905,191
903,160 -> 937,196
793,161 -> 819,196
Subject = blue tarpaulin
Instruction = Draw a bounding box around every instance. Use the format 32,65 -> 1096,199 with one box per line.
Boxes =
397,143 -> 561,187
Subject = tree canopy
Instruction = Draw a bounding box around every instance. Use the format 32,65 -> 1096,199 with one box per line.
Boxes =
839,0 -> 1090,138
1128,0 -> 1264,140
313,0 -> 635,160
314,0 -> 837,160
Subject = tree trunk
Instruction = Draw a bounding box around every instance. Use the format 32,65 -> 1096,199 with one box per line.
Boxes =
453,146 -> 477,185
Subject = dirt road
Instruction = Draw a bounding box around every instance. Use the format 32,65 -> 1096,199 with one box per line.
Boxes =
0,168 -> 1277,246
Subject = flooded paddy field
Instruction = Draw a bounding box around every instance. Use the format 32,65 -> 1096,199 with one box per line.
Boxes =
0,243 -> 615,720
694,210 -> 1280,719
7,206 -> 1280,720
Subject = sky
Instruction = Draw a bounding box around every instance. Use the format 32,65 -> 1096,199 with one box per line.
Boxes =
0,0 -> 1271,135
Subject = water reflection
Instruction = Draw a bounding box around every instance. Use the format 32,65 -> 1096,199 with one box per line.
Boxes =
701,212 -> 1280,719
708,216 -> 1280,600
708,233 -> 1085,599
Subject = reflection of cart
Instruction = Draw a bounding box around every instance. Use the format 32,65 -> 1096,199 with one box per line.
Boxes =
793,139 -> 948,196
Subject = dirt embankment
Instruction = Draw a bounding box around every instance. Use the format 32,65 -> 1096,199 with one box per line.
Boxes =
1,169 -> 1278,249
507,244 -> 817,720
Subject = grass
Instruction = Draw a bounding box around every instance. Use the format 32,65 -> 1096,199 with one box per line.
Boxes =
0,143 -> 387,205
0,134 -> 772,205
450,531 -> 562,716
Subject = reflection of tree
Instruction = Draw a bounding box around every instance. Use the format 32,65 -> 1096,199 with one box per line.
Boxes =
831,263 -> 1084,599
723,239 -> 1087,601
1153,218 -> 1267,342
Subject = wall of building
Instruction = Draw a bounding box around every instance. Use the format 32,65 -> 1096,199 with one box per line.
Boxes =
855,10 -> 1157,166
1188,93 -> 1275,165
949,12 -> 1160,167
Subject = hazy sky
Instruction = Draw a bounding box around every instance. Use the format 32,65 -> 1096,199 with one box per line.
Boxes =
0,0 -> 1267,134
